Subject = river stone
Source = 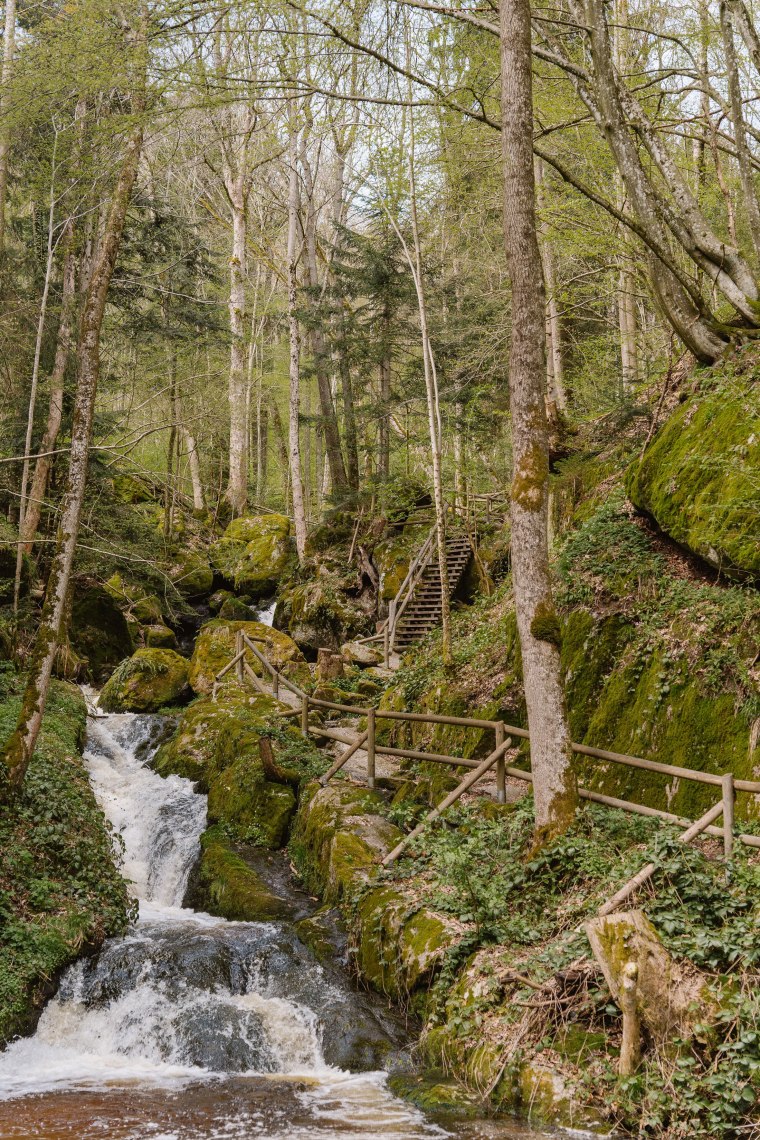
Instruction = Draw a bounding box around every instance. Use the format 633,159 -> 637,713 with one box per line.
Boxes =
188,618 -> 307,696
207,760 -> 296,848
209,514 -> 293,597
189,829 -> 297,920
144,622 -> 178,650
99,649 -> 191,713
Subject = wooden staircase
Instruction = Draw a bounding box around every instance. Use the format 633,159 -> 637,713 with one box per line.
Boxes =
390,530 -> 472,652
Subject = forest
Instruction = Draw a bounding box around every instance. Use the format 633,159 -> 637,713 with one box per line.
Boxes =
0,1 -> 758,1138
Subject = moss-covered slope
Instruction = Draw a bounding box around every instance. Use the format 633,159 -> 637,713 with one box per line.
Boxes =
626,360 -> 760,579
0,673 -> 133,1044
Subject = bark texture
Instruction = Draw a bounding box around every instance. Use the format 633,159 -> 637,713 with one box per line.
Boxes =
500,0 -> 577,838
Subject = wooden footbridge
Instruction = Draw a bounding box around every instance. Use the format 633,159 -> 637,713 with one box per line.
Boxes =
214,629 -> 760,893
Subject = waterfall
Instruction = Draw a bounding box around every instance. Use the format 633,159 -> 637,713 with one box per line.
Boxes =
0,702 -> 340,1099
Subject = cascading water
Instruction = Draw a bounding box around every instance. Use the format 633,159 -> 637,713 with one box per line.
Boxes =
0,697 -> 560,1139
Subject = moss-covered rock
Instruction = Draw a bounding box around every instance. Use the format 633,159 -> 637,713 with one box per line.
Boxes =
144,623 -> 178,650
218,595 -> 255,621
209,514 -> 293,596
352,885 -> 453,1003
208,758 -> 296,848
188,619 -> 307,696
189,827 -> 295,919
290,781 -> 401,902
373,538 -> 412,602
153,691 -> 280,789
70,583 -> 133,681
167,548 -> 214,598
99,648 -> 190,712
276,575 -> 373,654
626,377 -> 760,579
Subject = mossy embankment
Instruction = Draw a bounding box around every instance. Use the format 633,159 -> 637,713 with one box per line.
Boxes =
0,670 -> 133,1046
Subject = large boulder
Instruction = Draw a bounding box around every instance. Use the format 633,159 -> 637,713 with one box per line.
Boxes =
99,648 -> 191,713
188,619 -> 308,696
275,575 -> 373,654
209,514 -> 293,596
167,548 -> 214,598
154,691 -> 280,789
626,380 -> 760,579
208,760 -> 296,848
70,583 -> 133,681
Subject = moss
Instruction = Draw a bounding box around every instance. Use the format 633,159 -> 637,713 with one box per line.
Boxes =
99,648 -> 190,713
70,583 -> 133,681
154,691 -> 280,789
352,885 -> 452,1002
276,574 -> 373,653
626,378 -> 760,578
529,602 -> 562,648
207,759 -> 296,848
191,826 -> 294,919
218,595 -> 255,621
112,473 -> 154,504
210,514 -> 294,596
167,549 -> 213,598
144,623 -> 178,650
188,618 -> 307,696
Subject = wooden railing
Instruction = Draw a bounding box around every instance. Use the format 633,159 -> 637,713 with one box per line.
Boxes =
213,632 -> 760,880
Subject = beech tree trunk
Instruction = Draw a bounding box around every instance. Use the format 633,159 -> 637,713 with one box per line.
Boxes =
1,29 -> 146,797
720,0 -> 760,260
19,220 -> 77,554
287,124 -> 307,561
500,0 -> 577,839
0,0 -> 16,255
225,179 -> 249,516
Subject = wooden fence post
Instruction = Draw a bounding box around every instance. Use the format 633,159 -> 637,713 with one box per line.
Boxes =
235,630 -> 244,685
272,668 -> 279,699
301,693 -> 309,737
366,708 -> 376,788
383,622 -> 390,669
722,772 -> 735,864
495,721 -> 506,804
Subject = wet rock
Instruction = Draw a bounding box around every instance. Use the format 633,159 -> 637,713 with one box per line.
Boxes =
207,761 -> 296,848
99,649 -> 191,713
188,828 -> 297,920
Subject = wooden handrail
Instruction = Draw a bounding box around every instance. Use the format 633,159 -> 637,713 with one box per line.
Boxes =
212,631 -> 760,856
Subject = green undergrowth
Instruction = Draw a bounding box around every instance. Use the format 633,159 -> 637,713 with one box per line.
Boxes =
0,667 -> 133,1044
382,799 -> 760,1137
385,487 -> 760,817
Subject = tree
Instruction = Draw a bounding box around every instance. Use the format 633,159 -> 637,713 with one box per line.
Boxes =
499,0 -> 577,839
1,2 -> 148,797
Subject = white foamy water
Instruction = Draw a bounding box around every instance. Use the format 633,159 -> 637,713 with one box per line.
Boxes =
254,597 -> 277,626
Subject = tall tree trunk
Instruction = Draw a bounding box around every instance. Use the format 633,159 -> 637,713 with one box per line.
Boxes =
500,0 -> 577,840
721,0 -> 760,261
301,160 -> 348,496
224,183 -> 248,516
14,135 -> 60,607
1,42 -> 146,797
0,0 -> 16,255
339,342 -> 359,491
287,126 -> 307,561
183,424 -> 205,514
19,223 -> 77,555
378,324 -> 391,480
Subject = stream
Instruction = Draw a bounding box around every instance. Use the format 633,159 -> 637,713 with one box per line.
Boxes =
0,702 -> 577,1139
